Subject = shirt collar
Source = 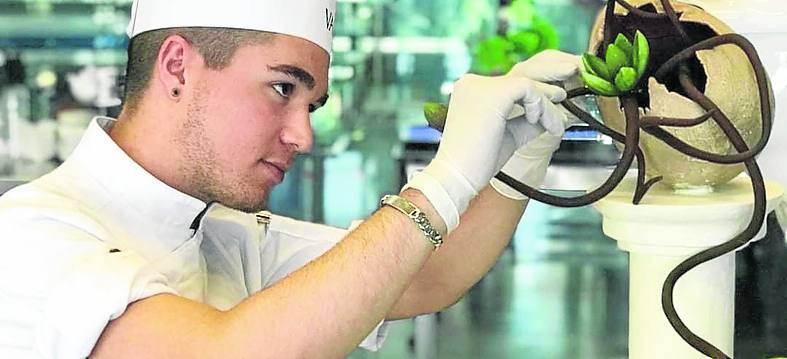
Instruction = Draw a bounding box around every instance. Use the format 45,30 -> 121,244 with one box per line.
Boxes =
66,117 -> 209,253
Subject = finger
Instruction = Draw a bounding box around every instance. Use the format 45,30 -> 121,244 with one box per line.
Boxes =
541,101 -> 568,136
524,95 -> 544,124
509,53 -> 581,81
497,77 -> 561,119
507,117 -> 545,148
528,50 -> 582,65
509,50 -> 581,77
495,77 -> 543,116
531,82 -> 568,102
525,63 -> 580,83
506,104 -> 525,120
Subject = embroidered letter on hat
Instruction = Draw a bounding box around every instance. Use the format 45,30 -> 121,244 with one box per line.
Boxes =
325,8 -> 335,31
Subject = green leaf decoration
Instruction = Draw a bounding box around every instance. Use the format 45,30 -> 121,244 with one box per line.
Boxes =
582,53 -> 612,81
614,33 -> 634,58
580,29 -> 650,97
581,70 -> 619,97
506,0 -> 537,27
614,67 -> 638,92
582,54 -> 598,76
632,45 -> 639,80
423,102 -> 449,131
605,43 -> 630,79
471,9 -> 560,75
473,36 -> 517,74
509,31 -> 542,56
531,16 -> 560,50
634,30 -> 650,79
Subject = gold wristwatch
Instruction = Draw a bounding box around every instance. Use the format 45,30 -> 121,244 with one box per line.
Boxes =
380,194 -> 443,250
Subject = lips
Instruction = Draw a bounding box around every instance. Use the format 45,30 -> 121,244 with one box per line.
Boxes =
263,160 -> 288,184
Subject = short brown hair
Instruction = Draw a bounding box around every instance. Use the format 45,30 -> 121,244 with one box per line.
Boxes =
122,27 -> 273,113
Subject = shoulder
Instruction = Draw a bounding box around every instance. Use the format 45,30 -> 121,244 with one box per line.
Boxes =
0,172 -> 121,277
0,177 -> 110,244
0,179 -> 173,359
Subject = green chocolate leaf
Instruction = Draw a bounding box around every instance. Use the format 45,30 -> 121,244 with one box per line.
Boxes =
614,67 -> 638,92
634,30 -> 650,80
583,53 -> 612,81
581,70 -> 619,97
423,102 -> 449,131
614,33 -> 634,59
605,43 -> 630,79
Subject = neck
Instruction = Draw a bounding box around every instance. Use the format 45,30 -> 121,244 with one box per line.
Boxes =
112,102 -> 195,200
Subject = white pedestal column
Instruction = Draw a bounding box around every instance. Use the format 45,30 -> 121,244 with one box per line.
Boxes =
594,176 -> 783,359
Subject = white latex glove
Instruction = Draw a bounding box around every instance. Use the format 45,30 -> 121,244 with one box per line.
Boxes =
491,50 -> 582,200
505,50 -> 583,136
490,131 -> 562,200
404,62 -> 570,233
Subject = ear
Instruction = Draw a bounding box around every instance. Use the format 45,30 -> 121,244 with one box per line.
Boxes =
155,35 -> 193,100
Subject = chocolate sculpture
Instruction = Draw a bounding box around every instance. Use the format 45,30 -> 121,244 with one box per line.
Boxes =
493,1 -> 773,358
425,1 -> 773,357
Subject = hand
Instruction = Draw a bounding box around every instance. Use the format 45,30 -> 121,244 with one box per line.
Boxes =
504,49 -> 583,138
491,131 -> 562,200
405,60 -> 572,232
491,51 -> 582,200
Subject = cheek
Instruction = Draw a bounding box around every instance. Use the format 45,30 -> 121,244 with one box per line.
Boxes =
211,101 -> 284,160
200,76 -> 284,159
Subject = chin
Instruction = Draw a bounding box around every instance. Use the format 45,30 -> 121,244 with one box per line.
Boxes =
223,200 -> 265,214
229,194 -> 268,214
217,189 -> 269,214
208,177 -> 273,213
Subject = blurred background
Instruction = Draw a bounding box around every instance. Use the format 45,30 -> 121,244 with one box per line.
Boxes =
0,0 -> 785,358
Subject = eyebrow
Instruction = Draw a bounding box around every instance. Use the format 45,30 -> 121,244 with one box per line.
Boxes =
267,64 -> 315,89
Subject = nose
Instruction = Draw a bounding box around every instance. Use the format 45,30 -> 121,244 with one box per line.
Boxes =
280,110 -> 314,154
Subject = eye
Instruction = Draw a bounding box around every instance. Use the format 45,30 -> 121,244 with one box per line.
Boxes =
272,83 -> 295,98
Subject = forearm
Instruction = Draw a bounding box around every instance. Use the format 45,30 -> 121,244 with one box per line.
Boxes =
388,185 -> 527,319
219,189 -> 440,358
383,50 -> 577,320
93,190 -> 442,359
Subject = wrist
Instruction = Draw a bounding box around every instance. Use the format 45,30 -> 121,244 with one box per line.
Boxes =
399,188 -> 448,237
402,159 -> 476,233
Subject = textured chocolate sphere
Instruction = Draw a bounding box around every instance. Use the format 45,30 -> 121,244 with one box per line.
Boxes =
589,0 -> 770,189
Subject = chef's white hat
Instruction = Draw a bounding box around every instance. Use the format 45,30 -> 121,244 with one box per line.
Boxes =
127,0 -> 337,54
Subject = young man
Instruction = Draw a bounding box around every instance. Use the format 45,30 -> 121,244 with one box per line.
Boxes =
0,0 -> 579,357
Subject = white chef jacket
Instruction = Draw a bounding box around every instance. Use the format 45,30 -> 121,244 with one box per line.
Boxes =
0,117 -> 388,358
